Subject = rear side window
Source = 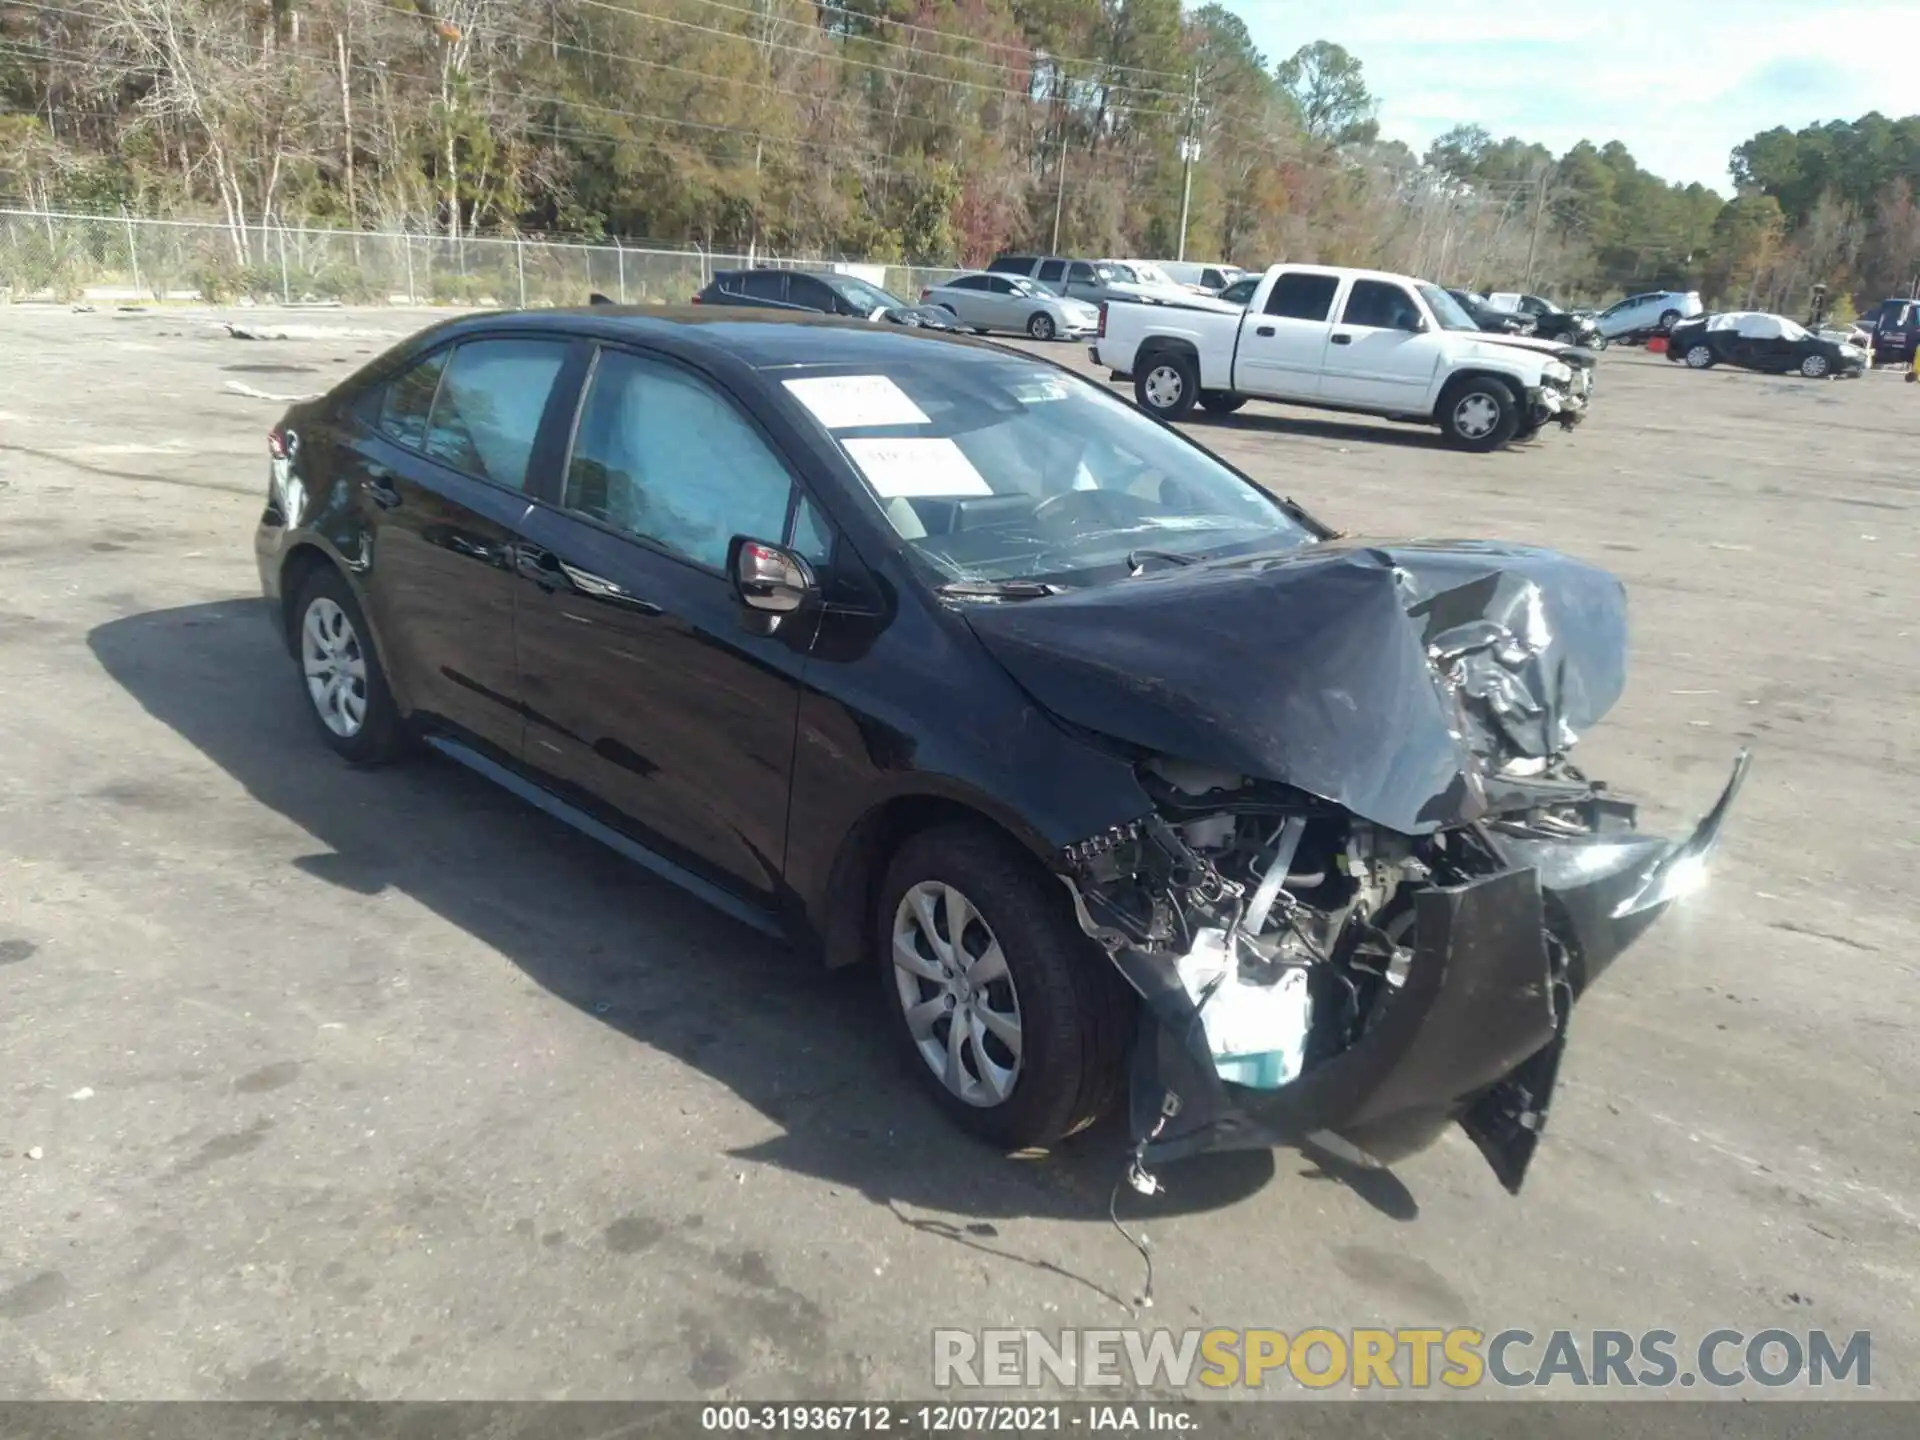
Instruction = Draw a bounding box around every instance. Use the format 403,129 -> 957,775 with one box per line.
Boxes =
948,275 -> 986,292
1341,280 -> 1422,330
422,338 -> 568,490
372,349 -> 448,448
740,271 -> 786,301
1263,272 -> 1340,321
987,256 -> 1031,275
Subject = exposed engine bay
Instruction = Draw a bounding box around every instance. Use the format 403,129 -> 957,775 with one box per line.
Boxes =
979,540 -> 1750,1194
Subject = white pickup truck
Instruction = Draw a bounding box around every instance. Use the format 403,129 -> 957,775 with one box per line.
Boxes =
1092,263 -> 1595,451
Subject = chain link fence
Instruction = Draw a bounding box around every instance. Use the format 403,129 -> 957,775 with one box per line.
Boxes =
0,208 -> 964,309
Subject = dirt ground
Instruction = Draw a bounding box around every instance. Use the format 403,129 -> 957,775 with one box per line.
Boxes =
1,304 -> 1916,1403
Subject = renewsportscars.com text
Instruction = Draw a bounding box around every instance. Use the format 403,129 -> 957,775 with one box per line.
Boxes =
933,1327 -> 1872,1391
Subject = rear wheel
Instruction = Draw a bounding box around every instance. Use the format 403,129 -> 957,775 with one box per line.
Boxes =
1198,389 -> 1247,415
1439,377 -> 1521,452
1026,312 -> 1056,341
1135,350 -> 1199,421
293,566 -> 406,764
877,824 -> 1130,1150
1658,308 -> 1681,331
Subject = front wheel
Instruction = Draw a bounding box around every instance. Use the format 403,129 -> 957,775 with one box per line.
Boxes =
1799,353 -> 1831,378
1439,377 -> 1521,452
1135,351 -> 1199,421
1198,389 -> 1247,414
877,825 -> 1130,1151
1026,312 -> 1056,341
1684,344 -> 1716,369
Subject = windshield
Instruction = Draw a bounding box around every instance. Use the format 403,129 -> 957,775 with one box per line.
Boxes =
832,276 -> 907,312
780,357 -> 1317,587
1419,284 -> 1482,332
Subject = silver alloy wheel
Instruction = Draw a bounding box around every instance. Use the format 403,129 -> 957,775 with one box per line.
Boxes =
1028,313 -> 1056,341
1801,354 -> 1829,378
891,880 -> 1023,1108
1451,391 -> 1502,439
1686,344 -> 1714,368
1144,363 -> 1185,411
301,596 -> 370,738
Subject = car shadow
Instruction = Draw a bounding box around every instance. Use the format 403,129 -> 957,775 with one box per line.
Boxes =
1193,408 -> 1449,451
87,598 -> 1420,1251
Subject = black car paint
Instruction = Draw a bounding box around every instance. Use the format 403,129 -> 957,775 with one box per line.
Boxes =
258,308 -> 1734,1190
1860,297 -> 1918,364
1444,289 -> 1530,335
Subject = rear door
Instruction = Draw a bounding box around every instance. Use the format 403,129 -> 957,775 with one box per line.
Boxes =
348,335 -> 571,756
512,344 -> 824,902
1320,279 -> 1444,409
1232,271 -> 1340,400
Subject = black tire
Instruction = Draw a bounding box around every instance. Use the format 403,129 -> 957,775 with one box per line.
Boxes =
1026,312 -> 1056,341
291,565 -> 407,764
1799,353 -> 1831,379
1658,309 -> 1681,331
1134,349 -> 1200,422
876,823 -> 1131,1151
1683,343 -> 1716,370
1198,389 -> 1247,415
1906,368 -> 1917,384
1438,376 -> 1521,452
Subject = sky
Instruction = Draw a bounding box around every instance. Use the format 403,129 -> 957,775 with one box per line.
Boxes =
1236,0 -> 1920,192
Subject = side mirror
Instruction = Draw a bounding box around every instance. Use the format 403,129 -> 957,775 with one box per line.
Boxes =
728,536 -> 817,614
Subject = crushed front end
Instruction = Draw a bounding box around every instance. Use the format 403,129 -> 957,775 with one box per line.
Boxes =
1022,541 -> 1744,1193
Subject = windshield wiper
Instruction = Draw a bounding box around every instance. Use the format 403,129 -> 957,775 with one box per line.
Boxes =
1127,548 -> 1201,575
936,579 -> 1063,601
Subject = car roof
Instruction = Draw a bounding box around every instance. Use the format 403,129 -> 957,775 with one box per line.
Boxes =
426,306 -> 1025,371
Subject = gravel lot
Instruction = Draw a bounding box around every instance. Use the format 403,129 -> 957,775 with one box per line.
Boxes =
1,304 -> 1916,1402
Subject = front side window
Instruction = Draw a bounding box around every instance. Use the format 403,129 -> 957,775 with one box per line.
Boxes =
1037,259 -> 1066,283
373,348 -> 448,449
986,276 -> 1018,295
1067,263 -> 1098,284
784,357 -> 1316,588
564,350 -> 794,570
1342,280 -> 1423,330
788,275 -> 841,313
1263,272 -> 1340,321
421,339 -> 568,490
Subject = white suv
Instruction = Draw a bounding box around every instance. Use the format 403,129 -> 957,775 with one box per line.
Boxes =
1594,290 -> 1703,340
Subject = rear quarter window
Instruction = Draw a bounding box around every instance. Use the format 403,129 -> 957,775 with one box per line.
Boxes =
365,348 -> 449,448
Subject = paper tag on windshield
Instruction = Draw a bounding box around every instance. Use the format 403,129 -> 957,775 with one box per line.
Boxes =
782,375 -> 928,429
843,437 -> 991,498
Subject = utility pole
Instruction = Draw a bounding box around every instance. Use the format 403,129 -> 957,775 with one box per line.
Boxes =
1523,165 -> 1553,291
1050,140 -> 1067,253
1176,68 -> 1200,262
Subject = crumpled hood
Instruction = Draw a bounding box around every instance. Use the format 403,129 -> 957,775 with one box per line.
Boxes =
1469,332 -> 1595,368
963,539 -> 1629,835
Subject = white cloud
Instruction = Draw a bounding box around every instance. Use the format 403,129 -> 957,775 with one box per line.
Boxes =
1239,0 -> 1920,187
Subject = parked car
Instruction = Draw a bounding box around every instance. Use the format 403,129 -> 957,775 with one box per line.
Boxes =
987,254 -> 1174,309
1665,311 -> 1867,378
1483,292 -> 1605,348
1155,260 -> 1247,295
1097,264 -> 1595,450
1592,289 -> 1703,341
1856,296 -> 1919,366
1215,274 -> 1260,307
920,270 -> 1100,340
1445,288 -> 1535,336
693,268 -> 958,330
256,305 -> 1744,1189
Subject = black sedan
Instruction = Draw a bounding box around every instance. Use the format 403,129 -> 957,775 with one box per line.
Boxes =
1667,311 -> 1868,378
1485,292 -> 1605,348
255,308 -> 1745,1192
693,267 -> 957,329
1444,288 -> 1534,335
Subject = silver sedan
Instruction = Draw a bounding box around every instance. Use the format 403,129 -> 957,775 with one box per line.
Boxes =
920,271 -> 1102,341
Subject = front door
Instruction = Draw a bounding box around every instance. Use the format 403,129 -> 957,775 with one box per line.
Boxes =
351,335 -> 570,756
1319,278 -> 1445,410
512,345 -> 822,902
1233,270 -> 1340,401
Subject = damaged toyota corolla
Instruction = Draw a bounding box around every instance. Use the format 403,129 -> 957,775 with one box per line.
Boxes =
258,312 -> 1745,1198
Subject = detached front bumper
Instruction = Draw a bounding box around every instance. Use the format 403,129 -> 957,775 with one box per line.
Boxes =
1119,751 -> 1749,1192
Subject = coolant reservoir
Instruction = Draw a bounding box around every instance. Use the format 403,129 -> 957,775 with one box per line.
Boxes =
1173,929 -> 1313,1090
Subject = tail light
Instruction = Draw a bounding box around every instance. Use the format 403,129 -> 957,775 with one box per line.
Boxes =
267,427 -> 289,460
919,288 -> 931,302
1096,302 -> 1107,339
690,293 -> 703,304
